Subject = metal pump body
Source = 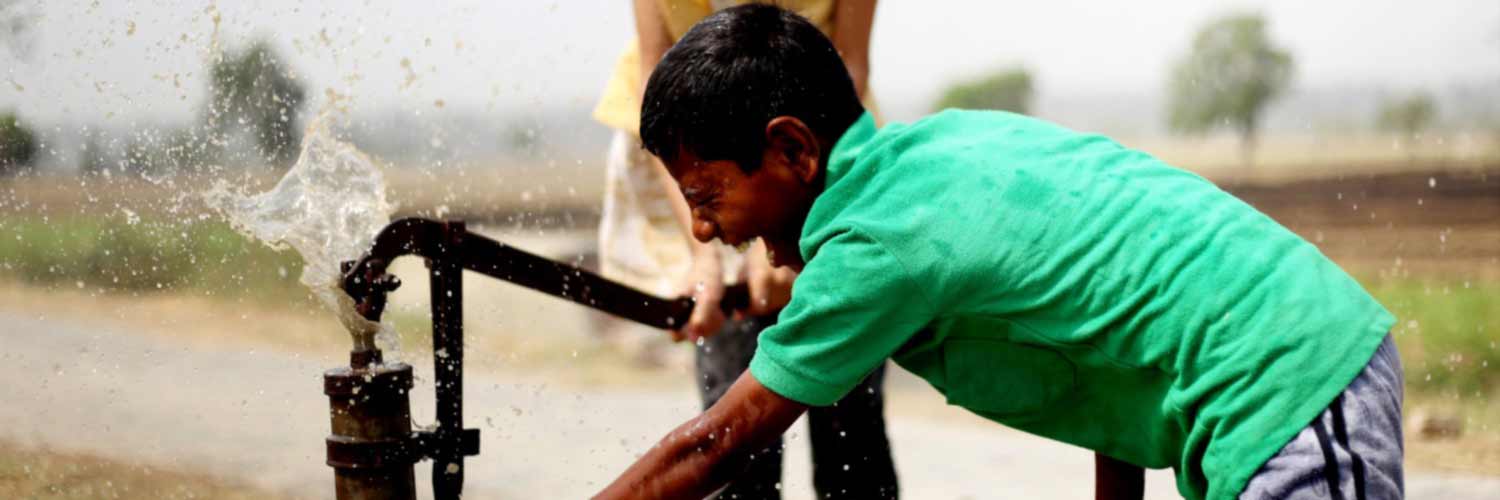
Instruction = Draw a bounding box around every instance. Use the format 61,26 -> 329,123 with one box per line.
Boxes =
327,218 -> 746,500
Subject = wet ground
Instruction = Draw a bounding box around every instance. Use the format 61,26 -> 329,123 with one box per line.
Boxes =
6,310 -> 1500,499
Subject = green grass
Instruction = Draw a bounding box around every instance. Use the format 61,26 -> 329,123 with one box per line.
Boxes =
0,214 -> 310,305
1368,278 -> 1499,400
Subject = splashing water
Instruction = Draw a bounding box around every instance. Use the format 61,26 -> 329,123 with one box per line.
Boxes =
204,115 -> 398,352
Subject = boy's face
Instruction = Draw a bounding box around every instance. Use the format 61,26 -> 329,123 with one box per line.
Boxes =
664,117 -> 824,270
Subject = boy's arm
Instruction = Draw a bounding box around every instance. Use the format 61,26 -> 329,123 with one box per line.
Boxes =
1094,453 -> 1145,500
633,0 -> 727,341
595,229 -> 925,497
633,0 -> 672,88
831,0 -> 877,98
593,371 -> 807,499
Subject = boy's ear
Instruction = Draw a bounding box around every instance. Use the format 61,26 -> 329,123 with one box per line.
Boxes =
764,116 -> 821,185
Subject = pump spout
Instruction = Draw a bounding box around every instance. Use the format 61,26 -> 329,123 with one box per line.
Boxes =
338,259 -> 401,362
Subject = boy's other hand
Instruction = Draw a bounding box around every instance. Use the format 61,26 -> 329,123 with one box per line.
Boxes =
675,248 -> 726,343
742,239 -> 795,317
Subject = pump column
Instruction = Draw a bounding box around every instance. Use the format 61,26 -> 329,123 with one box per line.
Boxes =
324,350 -> 418,500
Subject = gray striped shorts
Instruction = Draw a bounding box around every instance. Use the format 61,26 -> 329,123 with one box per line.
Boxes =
1239,333 -> 1404,499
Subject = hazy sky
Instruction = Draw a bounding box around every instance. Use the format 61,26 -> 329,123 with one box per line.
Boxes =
2,0 -> 1497,125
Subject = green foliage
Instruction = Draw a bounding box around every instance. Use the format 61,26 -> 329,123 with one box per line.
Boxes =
76,131 -> 106,176
0,215 -> 306,303
0,0 -> 36,59
1374,279 -> 1499,399
933,67 -> 1034,114
205,40 -> 307,167
1167,14 -> 1293,150
1376,93 -> 1437,137
505,122 -> 540,157
0,111 -> 37,176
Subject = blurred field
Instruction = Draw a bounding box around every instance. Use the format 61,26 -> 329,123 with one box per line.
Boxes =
1134,132 -> 1500,182
1221,168 -> 1499,279
2,161 -> 1497,386
0,160 -> 606,228
1,156 -> 1498,475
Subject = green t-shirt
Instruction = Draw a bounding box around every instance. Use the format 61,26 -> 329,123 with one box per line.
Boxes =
748,110 -> 1394,500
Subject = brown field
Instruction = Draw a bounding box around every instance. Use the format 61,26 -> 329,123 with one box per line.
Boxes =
1216,167 -> 1500,282
0,161 -> 607,228
6,160 -> 1494,280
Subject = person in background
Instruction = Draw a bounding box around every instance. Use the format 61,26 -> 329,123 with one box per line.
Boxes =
591,1 -> 897,498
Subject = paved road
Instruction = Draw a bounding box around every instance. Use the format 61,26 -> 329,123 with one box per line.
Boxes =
3,311 -> 1497,499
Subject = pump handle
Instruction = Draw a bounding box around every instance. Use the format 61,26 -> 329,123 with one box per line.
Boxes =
340,218 -> 756,331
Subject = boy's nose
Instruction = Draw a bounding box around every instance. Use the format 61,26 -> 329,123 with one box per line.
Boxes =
691,218 -> 718,243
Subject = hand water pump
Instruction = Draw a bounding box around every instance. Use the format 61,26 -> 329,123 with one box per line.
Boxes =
325,218 -> 745,500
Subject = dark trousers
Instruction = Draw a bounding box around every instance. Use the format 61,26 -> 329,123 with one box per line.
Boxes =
694,315 -> 899,500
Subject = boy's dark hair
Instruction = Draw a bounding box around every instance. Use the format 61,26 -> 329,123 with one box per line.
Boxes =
640,3 -> 864,171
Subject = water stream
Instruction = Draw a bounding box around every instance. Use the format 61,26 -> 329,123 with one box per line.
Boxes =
204,114 -> 399,354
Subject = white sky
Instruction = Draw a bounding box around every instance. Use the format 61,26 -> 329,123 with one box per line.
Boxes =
2,0 -> 1497,124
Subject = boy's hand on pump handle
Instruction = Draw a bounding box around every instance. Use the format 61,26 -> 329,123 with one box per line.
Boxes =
741,238 -> 796,316
674,247 -> 725,343
672,241 -> 794,343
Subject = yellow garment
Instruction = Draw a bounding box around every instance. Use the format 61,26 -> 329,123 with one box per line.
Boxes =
594,0 -> 873,292
592,0 -> 837,133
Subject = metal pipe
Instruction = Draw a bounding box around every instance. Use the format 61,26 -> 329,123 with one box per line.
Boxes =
324,349 -> 418,500
429,221 -> 468,498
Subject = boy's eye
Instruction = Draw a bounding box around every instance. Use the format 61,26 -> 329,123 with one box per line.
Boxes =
683,187 -> 715,206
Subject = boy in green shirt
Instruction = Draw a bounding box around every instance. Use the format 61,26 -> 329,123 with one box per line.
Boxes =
596,5 -> 1403,500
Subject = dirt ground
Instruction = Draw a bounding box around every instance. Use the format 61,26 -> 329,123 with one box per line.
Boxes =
0,439 -> 277,500
5,302 -> 1500,500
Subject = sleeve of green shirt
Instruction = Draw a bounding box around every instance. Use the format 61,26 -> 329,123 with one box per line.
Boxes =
749,227 -> 936,406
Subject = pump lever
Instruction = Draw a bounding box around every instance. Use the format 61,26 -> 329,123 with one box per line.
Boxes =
341,217 -> 751,330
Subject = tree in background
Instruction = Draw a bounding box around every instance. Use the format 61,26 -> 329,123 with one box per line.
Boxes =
77,130 -> 107,176
933,67 -> 1034,115
0,0 -> 36,59
0,111 -> 37,177
1,0 -> 38,177
1167,14 -> 1293,166
204,40 -> 307,168
1376,93 -> 1437,139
